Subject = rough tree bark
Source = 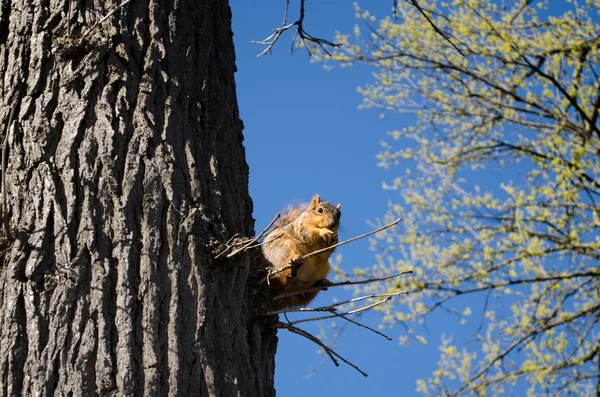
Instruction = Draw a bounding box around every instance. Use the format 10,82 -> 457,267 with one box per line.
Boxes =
0,0 -> 276,396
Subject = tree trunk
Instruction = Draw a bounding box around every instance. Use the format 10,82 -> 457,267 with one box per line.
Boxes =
0,1 -> 276,396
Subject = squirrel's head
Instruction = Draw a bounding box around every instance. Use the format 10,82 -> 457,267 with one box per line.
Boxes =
305,194 -> 342,230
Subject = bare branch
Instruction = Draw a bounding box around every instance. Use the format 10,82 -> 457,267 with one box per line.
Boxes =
272,270 -> 413,301
275,322 -> 369,377
215,213 -> 280,259
266,291 -> 408,317
338,313 -> 392,340
303,218 -> 402,261
252,0 -> 341,57
288,296 -> 398,326
223,233 -> 240,247
243,233 -> 284,250
226,214 -> 280,258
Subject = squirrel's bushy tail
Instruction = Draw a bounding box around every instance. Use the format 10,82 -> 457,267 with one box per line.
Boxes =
275,203 -> 308,228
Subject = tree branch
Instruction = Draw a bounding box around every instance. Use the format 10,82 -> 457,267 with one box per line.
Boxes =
215,213 -> 281,259
272,270 -> 413,301
251,0 -> 340,57
267,291 -> 408,317
275,322 -> 369,377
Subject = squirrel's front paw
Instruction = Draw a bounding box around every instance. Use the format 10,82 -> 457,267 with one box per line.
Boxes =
311,279 -> 333,290
318,229 -> 338,246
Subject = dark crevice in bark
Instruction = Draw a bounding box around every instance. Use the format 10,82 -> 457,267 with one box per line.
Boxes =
9,234 -> 30,282
46,346 -> 61,395
44,10 -> 62,34
0,49 -> 8,98
44,80 -> 62,150
36,208 -> 62,359
67,77 -> 100,259
158,191 -> 171,394
0,0 -> 11,45
180,233 -> 199,393
68,249 -> 92,363
28,34 -> 51,100
73,249 -> 96,394
11,287 -> 27,396
21,188 -> 53,281
106,260 -> 119,394
131,247 -> 144,396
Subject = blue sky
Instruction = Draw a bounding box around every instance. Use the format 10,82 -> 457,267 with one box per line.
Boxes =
230,2 -> 442,396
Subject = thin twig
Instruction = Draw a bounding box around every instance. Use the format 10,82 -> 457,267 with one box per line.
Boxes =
226,213 -> 280,258
267,291 -> 408,317
299,218 -> 402,261
267,218 -> 402,280
283,322 -> 339,365
224,233 -> 240,247
212,233 -> 241,259
338,314 -> 392,340
287,294 -> 407,326
215,213 -> 281,259
244,232 -> 283,250
276,322 -> 369,377
290,296 -> 392,325
272,270 -> 413,300
281,0 -> 290,26
251,0 -> 294,57
252,22 -> 297,57
252,0 -> 340,57
81,0 -> 133,40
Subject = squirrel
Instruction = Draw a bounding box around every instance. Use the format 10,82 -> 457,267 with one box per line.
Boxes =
262,194 -> 341,307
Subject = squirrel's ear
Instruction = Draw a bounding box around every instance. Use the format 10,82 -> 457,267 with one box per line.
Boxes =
308,194 -> 321,210
336,203 -> 341,210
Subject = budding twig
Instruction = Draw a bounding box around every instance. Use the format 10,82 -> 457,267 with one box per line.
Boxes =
405,0 -> 465,57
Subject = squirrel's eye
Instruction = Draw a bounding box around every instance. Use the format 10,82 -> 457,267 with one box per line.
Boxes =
318,208 -> 323,213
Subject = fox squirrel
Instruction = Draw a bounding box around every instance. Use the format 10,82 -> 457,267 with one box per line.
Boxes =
262,194 -> 341,307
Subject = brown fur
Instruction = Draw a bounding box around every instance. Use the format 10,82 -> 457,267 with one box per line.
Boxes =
275,204 -> 307,228
262,194 -> 341,307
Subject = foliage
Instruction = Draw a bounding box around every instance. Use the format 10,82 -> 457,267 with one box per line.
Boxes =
315,0 -> 600,395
